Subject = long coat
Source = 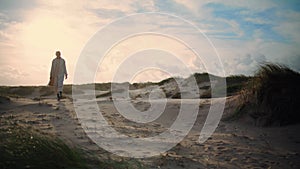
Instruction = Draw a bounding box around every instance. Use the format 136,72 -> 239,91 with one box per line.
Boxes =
50,57 -> 67,93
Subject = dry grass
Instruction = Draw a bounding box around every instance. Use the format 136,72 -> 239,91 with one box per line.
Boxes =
0,86 -> 35,97
235,63 -> 300,126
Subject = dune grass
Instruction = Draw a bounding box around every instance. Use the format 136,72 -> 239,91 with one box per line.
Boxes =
0,86 -> 35,97
130,82 -> 155,89
39,86 -> 54,96
199,75 -> 250,98
96,91 -> 112,98
226,75 -> 251,95
234,63 -> 300,126
95,83 -> 112,91
0,124 -> 87,169
0,122 -> 145,169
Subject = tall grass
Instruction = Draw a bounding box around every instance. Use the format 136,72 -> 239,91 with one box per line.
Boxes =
0,124 -> 146,169
226,75 -> 251,96
0,125 -> 87,169
237,63 -> 300,126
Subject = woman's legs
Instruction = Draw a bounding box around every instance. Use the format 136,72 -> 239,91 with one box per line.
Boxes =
57,75 -> 64,100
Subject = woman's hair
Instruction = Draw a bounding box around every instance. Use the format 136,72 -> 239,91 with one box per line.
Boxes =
56,51 -> 61,56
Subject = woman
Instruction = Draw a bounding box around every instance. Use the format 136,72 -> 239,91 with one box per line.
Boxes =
50,51 -> 68,101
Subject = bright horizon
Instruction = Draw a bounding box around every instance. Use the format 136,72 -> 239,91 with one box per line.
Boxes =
0,0 -> 299,86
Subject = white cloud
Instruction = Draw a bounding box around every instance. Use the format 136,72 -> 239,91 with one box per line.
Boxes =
259,41 -> 300,70
0,0 -> 121,85
0,0 -> 159,81
173,0 -> 211,17
0,65 -> 29,85
273,10 -> 300,43
94,33 -> 202,83
173,0 -> 300,76
214,0 -> 276,11
244,17 -> 270,25
0,0 -> 299,85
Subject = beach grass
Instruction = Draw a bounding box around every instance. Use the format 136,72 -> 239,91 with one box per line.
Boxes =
0,122 -> 145,169
0,124 -> 88,169
234,63 -> 300,126
0,86 -> 35,97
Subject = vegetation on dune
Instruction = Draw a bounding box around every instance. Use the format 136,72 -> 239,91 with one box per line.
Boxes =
11,86 -> 35,96
194,74 -> 251,98
0,121 -> 145,169
192,73 -> 210,84
0,86 -> 35,97
41,85 -> 84,96
153,73 -> 250,99
130,82 -> 155,90
226,75 -> 251,96
0,124 -> 87,169
156,77 -> 176,86
94,83 -> 112,91
1,63 -> 299,126
0,85 -> 86,98
0,73 -> 250,99
39,86 -> 54,96
235,63 -> 300,126
96,91 -> 112,98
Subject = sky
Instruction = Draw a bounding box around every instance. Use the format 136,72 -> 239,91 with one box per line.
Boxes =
0,0 -> 299,85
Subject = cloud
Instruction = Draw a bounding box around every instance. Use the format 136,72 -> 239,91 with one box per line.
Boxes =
0,0 -> 300,85
131,0 -> 156,12
0,29 -> 10,42
0,0 -> 37,11
0,0 -> 37,26
132,69 -> 170,83
212,0 -> 276,12
286,55 -> 300,72
259,41 -> 300,71
0,65 -> 29,85
93,32 -> 203,83
273,10 -> 300,43
223,53 -> 267,75
236,53 -> 267,66
91,8 -> 126,19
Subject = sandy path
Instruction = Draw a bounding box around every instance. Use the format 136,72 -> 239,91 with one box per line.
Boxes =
1,96 -> 299,169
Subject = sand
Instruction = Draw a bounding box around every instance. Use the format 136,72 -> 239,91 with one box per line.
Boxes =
0,91 -> 299,169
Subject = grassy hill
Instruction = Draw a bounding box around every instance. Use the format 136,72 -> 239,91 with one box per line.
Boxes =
231,63 -> 300,126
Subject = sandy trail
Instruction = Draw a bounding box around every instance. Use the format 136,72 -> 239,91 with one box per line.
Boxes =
0,96 -> 299,169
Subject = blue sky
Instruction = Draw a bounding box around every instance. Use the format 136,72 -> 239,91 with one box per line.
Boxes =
0,0 -> 299,85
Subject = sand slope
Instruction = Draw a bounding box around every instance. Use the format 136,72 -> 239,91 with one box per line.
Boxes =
0,94 -> 299,169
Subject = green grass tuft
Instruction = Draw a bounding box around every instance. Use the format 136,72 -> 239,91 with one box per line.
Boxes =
0,125 -> 88,169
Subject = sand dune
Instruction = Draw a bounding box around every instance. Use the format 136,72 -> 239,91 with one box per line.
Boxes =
1,89 -> 299,168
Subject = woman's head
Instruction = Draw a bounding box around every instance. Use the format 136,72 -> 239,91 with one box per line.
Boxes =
56,51 -> 61,58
